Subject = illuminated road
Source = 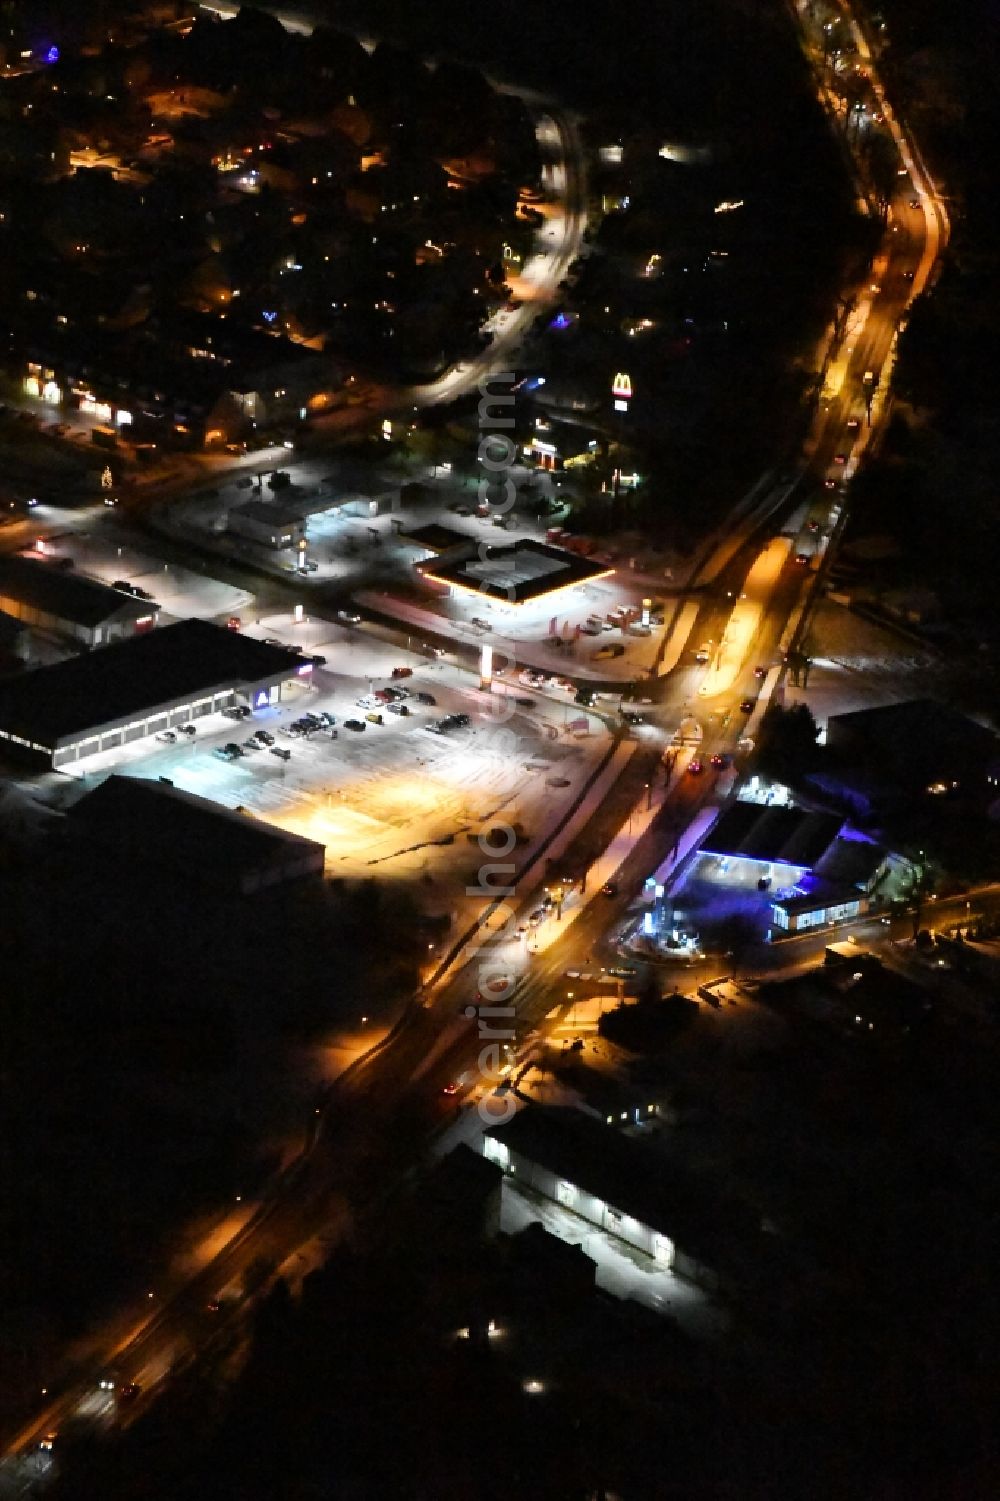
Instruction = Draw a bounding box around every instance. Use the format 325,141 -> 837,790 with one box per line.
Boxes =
409,108 -> 589,406
697,536 -> 794,700
0,0 -> 952,1474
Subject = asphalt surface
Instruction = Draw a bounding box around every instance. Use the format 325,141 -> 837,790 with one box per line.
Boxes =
0,0 -> 953,1472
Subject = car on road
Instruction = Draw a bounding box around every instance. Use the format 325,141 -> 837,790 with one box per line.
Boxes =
688,758 -> 704,775
178,723 -> 196,737
710,753 -> 728,769
415,691 -> 436,705
694,644 -> 712,663
846,417 -> 860,430
344,718 -> 366,732
336,610 -> 361,625
227,616 -> 242,631
441,1081 -> 461,1096
753,665 -> 766,679
739,698 -> 756,714
270,746 -> 291,760
607,966 -> 637,979
601,881 -> 618,897
453,712 -> 471,727
833,452 -> 848,465
795,552 -> 811,566
242,738 -> 260,751
514,697 -> 534,708
622,711 -> 645,725
316,712 -> 335,727
391,666 -> 413,678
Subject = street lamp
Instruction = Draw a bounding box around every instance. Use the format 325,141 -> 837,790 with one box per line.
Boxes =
546,879 -> 567,921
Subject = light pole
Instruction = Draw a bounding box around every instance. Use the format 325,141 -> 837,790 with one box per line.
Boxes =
546,879 -> 567,921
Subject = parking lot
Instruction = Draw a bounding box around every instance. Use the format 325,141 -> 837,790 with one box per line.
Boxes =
47,612 -> 610,915
25,526 -> 255,626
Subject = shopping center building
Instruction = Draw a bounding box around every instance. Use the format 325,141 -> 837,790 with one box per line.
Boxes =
0,619 -> 308,769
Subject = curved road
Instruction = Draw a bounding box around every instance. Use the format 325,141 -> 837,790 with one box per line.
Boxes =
0,0 -> 951,1476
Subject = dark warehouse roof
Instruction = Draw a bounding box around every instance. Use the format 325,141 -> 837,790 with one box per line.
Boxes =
0,618 -> 305,745
702,803 -> 843,869
0,556 -> 158,629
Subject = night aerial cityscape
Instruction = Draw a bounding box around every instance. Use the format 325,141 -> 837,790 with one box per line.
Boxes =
1,0 -> 999,1495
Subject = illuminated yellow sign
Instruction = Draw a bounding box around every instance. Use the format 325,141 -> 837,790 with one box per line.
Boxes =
611,372 -> 632,400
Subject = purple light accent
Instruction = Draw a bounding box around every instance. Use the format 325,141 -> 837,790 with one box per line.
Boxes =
296,662 -> 313,676
550,312 -> 572,330
45,45 -> 60,64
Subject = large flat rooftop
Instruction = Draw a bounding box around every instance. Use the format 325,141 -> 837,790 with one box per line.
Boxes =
0,619 -> 305,747
70,774 -> 325,890
0,555 -> 158,628
417,538 -> 613,605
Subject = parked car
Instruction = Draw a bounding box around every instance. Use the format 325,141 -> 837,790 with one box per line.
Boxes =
178,724 -> 196,737
270,746 -> 291,760
365,712 -> 384,725
415,691 -> 436,705
156,731 -> 176,744
391,666 -> 413,679
387,702 -> 410,716
253,730 -> 275,745
309,654 -> 327,666
344,719 -> 366,732
317,712 -> 335,727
